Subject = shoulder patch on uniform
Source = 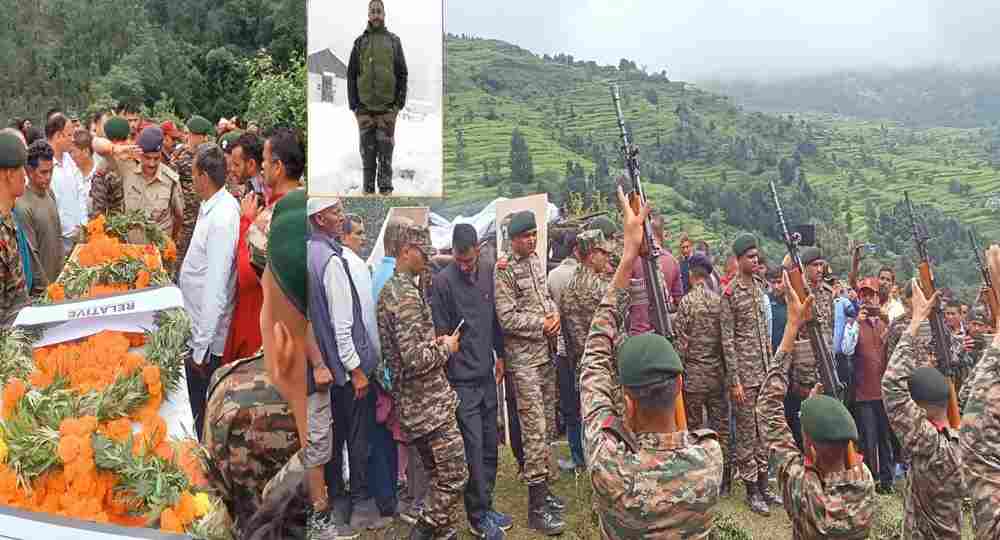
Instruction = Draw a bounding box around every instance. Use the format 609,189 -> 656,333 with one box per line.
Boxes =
690,428 -> 718,441
601,416 -> 639,453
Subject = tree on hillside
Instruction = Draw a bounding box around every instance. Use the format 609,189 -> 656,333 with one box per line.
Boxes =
510,129 -> 534,185
455,129 -> 466,165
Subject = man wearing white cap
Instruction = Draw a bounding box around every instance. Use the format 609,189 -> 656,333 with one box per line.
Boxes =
307,196 -> 384,529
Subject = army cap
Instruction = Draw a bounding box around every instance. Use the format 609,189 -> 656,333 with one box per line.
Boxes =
385,216 -> 433,259
587,215 -> 619,237
0,132 -> 27,169
509,211 -> 537,237
187,115 -> 214,136
910,366 -> 950,405
137,127 -> 164,153
577,229 -> 614,257
268,189 -> 307,315
160,120 -> 182,138
801,395 -> 859,443
732,233 -> 757,257
857,277 -> 879,294
104,117 -> 130,141
618,333 -> 683,388
220,130 -> 243,153
801,246 -> 823,266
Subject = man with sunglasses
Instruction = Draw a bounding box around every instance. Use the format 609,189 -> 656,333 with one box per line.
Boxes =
348,0 -> 408,195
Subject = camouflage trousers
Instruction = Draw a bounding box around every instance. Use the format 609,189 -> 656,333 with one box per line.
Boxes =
413,419 -> 469,530
176,182 -> 199,267
685,389 -> 730,459
357,111 -> 397,191
734,385 -> 768,484
511,362 -> 557,486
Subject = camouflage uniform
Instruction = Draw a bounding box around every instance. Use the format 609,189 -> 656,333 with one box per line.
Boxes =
675,281 -> 729,457
581,286 -> 723,538
961,342 -> 1000,539
377,261 -> 468,530
792,282 -> 835,395
202,354 -> 300,532
759,351 -> 876,539
88,167 -> 124,219
495,249 -> 558,486
559,259 -> 611,382
170,146 -> 198,266
721,276 -> 772,484
0,211 -> 29,328
883,333 -> 965,539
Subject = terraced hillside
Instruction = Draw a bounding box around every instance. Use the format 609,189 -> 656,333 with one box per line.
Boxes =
439,35 -> 1000,295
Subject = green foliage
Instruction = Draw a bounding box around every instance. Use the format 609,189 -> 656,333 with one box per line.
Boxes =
245,52 -> 307,139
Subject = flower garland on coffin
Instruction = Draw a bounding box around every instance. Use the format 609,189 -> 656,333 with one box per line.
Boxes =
0,215 -> 231,538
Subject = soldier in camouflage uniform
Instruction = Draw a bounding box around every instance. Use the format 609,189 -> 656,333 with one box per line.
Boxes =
882,279 -> 965,540
721,233 -> 776,515
582,188 -> 722,538
758,275 -> 875,539
674,252 -> 730,477
0,132 -> 29,327
172,115 -> 213,267
376,216 -> 468,540
960,304 -> 995,411
789,247 -> 835,403
559,229 -> 614,385
494,210 -> 567,535
88,116 -> 130,219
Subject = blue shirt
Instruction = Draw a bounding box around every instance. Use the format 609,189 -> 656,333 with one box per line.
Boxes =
832,296 -> 860,355
372,256 -> 397,301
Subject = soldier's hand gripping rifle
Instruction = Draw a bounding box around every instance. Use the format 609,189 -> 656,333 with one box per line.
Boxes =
770,180 -> 859,465
906,192 -> 961,429
970,227 -> 1000,325
610,83 -> 687,430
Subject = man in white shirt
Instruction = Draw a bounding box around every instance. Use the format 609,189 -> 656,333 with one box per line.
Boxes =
69,128 -> 98,218
179,142 -> 240,440
46,113 -> 86,257
339,214 -> 380,358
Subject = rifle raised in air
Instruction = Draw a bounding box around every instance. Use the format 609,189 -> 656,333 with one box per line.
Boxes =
970,227 -> 1000,325
610,83 -> 686,430
770,180 -> 859,465
905,192 -> 961,429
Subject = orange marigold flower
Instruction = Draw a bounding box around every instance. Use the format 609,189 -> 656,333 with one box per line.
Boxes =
143,253 -> 162,272
142,365 -> 161,386
163,240 -> 177,262
135,270 -> 151,290
57,435 -> 81,464
2,378 -> 27,418
160,508 -> 184,533
46,283 -> 66,301
86,215 -> 107,238
175,491 -> 197,525
28,369 -> 54,389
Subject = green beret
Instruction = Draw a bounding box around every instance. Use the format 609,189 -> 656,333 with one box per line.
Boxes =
732,233 -> 757,257
910,367 -> 950,405
618,333 -> 683,387
800,246 -> 823,266
187,115 -> 214,136
509,211 -> 537,237
268,189 -> 308,315
220,130 -> 243,153
104,117 -> 130,141
586,216 -> 619,237
0,132 -> 27,169
801,395 -> 859,443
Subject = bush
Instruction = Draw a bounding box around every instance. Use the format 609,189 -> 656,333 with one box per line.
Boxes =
714,512 -> 753,539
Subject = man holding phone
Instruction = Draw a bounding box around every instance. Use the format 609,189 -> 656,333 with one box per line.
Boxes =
430,224 -> 512,539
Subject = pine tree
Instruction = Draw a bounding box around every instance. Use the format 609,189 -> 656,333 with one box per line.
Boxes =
509,129 -> 534,185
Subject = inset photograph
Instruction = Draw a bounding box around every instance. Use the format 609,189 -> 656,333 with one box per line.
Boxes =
308,0 -> 443,197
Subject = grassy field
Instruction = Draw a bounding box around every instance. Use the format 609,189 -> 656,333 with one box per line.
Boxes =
352,442 -> 975,539
440,36 -> 1000,248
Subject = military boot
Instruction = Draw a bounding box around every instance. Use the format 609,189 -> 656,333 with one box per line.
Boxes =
376,135 -> 394,195
758,470 -> 782,506
360,129 -> 377,194
408,519 -> 435,540
528,484 -> 565,536
744,482 -> 770,516
543,484 -> 566,512
720,463 -> 732,496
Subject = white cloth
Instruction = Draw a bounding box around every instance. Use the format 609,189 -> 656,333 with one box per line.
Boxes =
50,151 -> 86,255
179,188 -> 240,363
842,319 -> 860,357
78,160 -> 97,218
325,243 -> 381,372
886,299 -> 905,322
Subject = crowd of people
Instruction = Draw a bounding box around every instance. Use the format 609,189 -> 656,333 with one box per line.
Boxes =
309,181 -> 1000,539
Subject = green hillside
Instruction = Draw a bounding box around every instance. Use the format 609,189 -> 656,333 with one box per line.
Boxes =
439,34 -> 1000,297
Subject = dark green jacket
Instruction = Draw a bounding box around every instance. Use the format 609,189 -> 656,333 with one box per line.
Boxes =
348,24 -> 408,112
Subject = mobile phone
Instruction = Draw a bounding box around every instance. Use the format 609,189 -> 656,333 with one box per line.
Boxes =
452,319 -> 465,336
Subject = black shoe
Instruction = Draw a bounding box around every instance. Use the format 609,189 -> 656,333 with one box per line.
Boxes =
758,471 -> 782,506
745,484 -> 770,517
469,515 -> 504,539
544,486 -> 566,512
408,519 -> 435,540
487,509 -> 513,531
528,485 -> 565,536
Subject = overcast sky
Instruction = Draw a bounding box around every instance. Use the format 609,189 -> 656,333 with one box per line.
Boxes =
445,0 -> 1000,81
309,0 -> 442,102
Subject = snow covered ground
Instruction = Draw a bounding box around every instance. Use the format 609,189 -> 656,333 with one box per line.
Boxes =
308,102 -> 443,197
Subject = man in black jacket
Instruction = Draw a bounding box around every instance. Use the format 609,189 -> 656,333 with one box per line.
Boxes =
347,0 -> 408,196
430,224 -> 513,539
